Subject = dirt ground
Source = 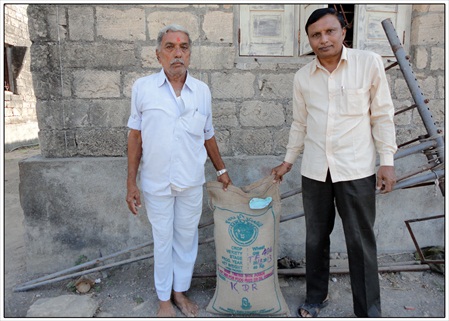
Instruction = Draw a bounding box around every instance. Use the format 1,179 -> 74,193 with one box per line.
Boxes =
3,147 -> 447,318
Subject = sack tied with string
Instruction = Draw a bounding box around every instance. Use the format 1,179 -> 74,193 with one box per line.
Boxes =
205,175 -> 289,316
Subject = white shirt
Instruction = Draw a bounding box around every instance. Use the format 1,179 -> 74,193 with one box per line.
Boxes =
285,47 -> 397,182
128,69 -> 215,195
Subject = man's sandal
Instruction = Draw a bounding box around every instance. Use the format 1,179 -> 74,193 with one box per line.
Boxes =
297,297 -> 329,318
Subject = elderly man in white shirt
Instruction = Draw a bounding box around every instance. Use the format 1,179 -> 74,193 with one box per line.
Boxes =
126,24 -> 231,317
272,8 -> 397,318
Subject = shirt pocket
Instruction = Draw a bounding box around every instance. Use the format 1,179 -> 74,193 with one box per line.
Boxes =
185,112 -> 207,137
339,86 -> 370,116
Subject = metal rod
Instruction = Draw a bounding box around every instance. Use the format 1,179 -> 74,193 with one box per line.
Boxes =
394,140 -> 437,161
280,212 -> 305,223
382,18 -> 445,169
395,163 -> 440,183
385,61 -> 398,71
14,251 -> 155,292
394,103 -> 417,116
404,215 -> 444,265
198,219 -> 214,229
377,140 -> 438,166
192,264 -> 430,278
419,136 -> 445,195
18,241 -> 153,287
392,169 -> 444,191
402,182 -> 434,189
14,233 -> 222,292
277,264 -> 431,276
281,187 -> 302,199
397,136 -> 425,149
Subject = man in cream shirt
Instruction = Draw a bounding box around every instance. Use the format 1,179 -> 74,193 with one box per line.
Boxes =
272,8 -> 397,318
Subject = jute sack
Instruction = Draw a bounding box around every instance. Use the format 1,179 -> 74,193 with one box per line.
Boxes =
206,175 -> 289,316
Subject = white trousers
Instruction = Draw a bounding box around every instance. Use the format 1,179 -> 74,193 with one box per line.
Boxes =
143,186 -> 203,301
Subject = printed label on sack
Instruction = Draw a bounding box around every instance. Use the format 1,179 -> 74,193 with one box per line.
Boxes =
209,206 -> 284,314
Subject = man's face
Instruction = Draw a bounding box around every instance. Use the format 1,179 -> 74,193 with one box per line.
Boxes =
156,31 -> 191,78
307,14 -> 346,61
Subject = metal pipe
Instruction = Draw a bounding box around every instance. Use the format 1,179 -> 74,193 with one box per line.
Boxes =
14,235 -> 217,292
394,140 -> 437,161
392,169 -> 444,191
281,187 -> 302,199
280,212 -> 305,223
193,264 -> 430,278
382,18 -> 445,167
397,136 -> 424,149
376,140 -> 437,166
14,251 -> 155,292
395,163 -> 441,183
17,241 -> 153,288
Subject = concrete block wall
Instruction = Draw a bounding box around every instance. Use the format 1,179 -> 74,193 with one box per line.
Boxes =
29,4 -> 444,158
4,4 -> 38,150
393,4 -> 445,145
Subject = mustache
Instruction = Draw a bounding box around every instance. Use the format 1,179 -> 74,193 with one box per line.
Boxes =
170,59 -> 185,65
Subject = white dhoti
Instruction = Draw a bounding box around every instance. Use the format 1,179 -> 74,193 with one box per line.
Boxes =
143,185 -> 203,301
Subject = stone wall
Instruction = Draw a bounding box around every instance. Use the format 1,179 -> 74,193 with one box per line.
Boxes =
396,4 -> 445,144
29,4 -> 445,158
4,4 -> 38,150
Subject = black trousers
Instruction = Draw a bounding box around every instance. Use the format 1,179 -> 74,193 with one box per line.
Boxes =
302,171 -> 381,317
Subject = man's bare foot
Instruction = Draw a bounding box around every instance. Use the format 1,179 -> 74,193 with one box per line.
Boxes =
172,291 -> 199,317
299,307 -> 315,317
157,300 -> 176,317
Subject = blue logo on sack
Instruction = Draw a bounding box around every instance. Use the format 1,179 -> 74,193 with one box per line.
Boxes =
241,297 -> 252,310
228,214 -> 261,247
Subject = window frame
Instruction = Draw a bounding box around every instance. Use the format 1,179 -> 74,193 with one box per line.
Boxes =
234,4 -> 411,63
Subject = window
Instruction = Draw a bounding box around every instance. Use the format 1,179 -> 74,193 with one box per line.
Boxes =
4,44 -> 14,92
238,4 -> 411,58
239,5 -> 296,56
4,44 -> 27,94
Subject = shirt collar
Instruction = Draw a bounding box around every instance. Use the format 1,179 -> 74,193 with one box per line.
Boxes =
157,69 -> 196,92
310,46 -> 348,75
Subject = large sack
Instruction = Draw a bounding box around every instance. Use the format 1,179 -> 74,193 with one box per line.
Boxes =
206,175 -> 289,316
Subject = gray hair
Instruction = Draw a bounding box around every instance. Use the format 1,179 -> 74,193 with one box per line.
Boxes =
156,24 -> 192,50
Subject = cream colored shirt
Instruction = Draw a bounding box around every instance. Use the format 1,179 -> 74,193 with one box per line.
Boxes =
285,47 -> 397,183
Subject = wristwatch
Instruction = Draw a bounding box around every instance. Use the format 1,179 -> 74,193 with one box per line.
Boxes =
216,168 -> 227,177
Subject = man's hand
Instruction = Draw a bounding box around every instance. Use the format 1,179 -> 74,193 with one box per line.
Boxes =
271,161 -> 293,183
218,172 -> 232,191
126,183 -> 141,215
376,165 -> 396,194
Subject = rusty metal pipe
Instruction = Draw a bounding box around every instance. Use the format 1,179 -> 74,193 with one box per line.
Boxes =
395,103 -> 418,115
